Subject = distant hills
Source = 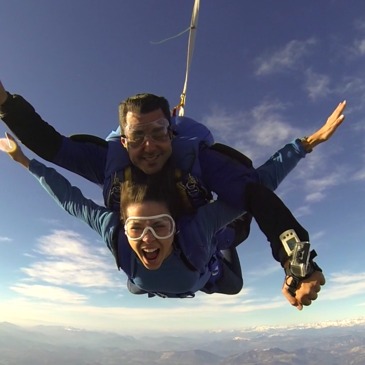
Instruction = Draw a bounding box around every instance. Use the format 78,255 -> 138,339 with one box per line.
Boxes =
0,318 -> 364,365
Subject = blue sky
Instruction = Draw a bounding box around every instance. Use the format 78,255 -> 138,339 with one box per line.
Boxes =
0,0 -> 364,334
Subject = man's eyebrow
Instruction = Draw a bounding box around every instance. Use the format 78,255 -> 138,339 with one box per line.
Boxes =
132,125 -> 166,133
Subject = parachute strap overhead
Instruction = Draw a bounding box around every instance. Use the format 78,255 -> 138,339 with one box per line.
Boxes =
172,93 -> 186,117
172,0 -> 200,117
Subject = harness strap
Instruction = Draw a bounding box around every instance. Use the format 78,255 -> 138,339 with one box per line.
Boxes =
124,166 -> 132,183
175,168 -> 195,213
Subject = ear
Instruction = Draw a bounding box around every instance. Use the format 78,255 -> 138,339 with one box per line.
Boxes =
121,136 -> 128,148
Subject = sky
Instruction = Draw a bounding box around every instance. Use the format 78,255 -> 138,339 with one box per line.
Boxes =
0,0 -> 364,335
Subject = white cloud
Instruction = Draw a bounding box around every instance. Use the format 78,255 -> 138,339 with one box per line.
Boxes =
4,268 -> 363,333
0,236 -> 12,242
352,167 -> 365,181
303,168 -> 349,202
293,144 -> 350,190
305,191 -> 326,203
202,101 -> 300,162
323,271 -> 365,300
18,229 -> 122,289
22,260 -> 116,288
304,70 -> 331,100
247,263 -> 281,280
342,77 -> 365,101
293,205 -> 312,218
0,289 -> 286,333
255,38 -> 317,76
10,284 -> 88,304
310,230 -> 326,242
353,38 -> 365,55
250,103 -> 298,147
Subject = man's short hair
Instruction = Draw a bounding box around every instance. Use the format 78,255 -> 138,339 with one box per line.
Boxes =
119,93 -> 171,134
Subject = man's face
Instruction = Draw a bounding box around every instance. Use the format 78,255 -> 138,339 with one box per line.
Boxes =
121,109 -> 172,175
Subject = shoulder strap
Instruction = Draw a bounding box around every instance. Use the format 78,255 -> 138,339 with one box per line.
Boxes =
209,143 -> 253,168
69,134 -> 108,147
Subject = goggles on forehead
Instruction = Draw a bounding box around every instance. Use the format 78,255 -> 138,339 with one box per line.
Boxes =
123,118 -> 171,148
124,214 -> 175,241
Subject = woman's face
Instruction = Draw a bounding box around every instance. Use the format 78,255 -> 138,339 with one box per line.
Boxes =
125,201 -> 175,270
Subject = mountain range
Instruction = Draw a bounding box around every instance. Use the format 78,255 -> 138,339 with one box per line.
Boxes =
0,318 -> 364,365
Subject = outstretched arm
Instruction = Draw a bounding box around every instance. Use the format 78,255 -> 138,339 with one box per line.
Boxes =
0,133 -> 118,251
257,100 -> 347,190
0,81 -> 108,185
0,81 -> 63,160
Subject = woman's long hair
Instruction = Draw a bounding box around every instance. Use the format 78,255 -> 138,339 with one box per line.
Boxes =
120,162 -> 182,222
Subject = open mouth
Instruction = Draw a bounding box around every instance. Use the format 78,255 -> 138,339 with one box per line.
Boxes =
142,247 -> 160,261
143,154 -> 160,162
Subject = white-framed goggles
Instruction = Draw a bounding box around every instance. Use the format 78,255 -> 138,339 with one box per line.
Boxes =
122,118 -> 171,148
124,214 -> 175,241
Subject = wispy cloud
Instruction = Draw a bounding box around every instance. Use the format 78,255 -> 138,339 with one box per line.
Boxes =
310,230 -> 326,242
255,38 -> 317,76
353,38 -> 365,55
10,284 -> 88,304
323,271 -> 365,300
4,269 -> 363,333
202,101 -> 300,162
293,205 -> 312,218
303,169 -> 347,203
304,69 -> 331,100
17,229 -> 122,292
0,290 -> 286,333
247,263 -> 281,280
352,167 -> 365,181
0,236 -> 12,242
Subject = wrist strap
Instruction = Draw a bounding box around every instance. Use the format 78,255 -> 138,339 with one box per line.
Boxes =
285,251 -> 322,297
299,136 -> 313,153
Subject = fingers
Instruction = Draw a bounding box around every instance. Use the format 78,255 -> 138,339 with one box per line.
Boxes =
283,271 -> 325,310
319,273 -> 326,285
282,288 -> 303,310
334,100 -> 346,113
282,277 -> 304,311
300,289 -> 319,306
333,100 -> 346,121
313,284 -> 321,293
